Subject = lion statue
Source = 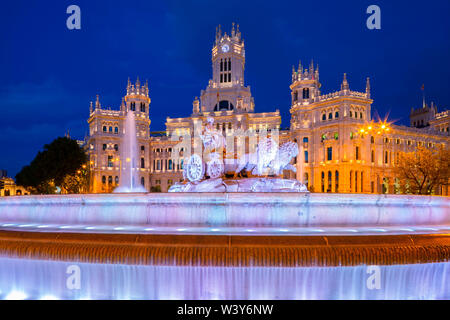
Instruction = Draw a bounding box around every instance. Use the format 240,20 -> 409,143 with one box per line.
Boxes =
267,141 -> 298,175
233,138 -> 298,177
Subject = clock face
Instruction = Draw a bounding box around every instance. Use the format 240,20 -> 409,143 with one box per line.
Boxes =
221,44 -> 230,53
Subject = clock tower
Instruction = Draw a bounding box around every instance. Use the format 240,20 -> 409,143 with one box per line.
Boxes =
195,23 -> 254,114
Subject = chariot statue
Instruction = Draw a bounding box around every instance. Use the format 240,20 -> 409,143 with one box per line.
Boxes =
170,117 -> 307,193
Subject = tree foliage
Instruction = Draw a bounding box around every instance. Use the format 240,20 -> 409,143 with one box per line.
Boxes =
16,137 -> 87,194
395,145 -> 450,195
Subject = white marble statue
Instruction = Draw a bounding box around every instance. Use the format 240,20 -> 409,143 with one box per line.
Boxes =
172,127 -> 307,193
234,138 -> 298,177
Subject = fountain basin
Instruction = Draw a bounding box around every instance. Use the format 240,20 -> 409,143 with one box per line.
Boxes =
0,193 -> 448,235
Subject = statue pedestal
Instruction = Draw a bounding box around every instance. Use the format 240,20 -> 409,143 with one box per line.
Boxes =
169,177 -> 308,193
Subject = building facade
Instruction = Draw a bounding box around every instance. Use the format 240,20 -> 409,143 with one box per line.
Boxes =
86,25 -> 450,194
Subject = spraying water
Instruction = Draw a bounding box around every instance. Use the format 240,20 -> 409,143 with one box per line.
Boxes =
114,110 -> 146,193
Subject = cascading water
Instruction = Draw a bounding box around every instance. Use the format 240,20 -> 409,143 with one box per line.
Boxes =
0,258 -> 448,300
114,109 -> 146,193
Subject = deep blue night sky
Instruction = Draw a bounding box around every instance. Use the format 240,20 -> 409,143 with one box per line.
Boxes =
1,0 -> 449,178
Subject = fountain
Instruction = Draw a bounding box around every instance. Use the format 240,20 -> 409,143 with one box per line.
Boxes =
114,109 -> 146,193
0,117 -> 449,300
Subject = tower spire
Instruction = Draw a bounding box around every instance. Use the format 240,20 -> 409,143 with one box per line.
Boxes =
366,77 -> 371,98
341,73 -> 349,91
95,94 -> 101,109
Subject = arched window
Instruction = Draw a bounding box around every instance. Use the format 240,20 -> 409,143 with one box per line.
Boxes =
328,113 -> 332,120
349,111 -> 353,118
335,171 -> 339,193
350,171 -> 353,192
335,111 -> 339,118
302,88 -> 309,99
322,114 -> 326,121
327,171 -> 332,192
321,171 -> 325,193
304,150 -> 308,163
168,159 -> 173,170
108,176 -> 112,184
214,100 -> 234,111
114,127 -> 118,134
220,59 -> 223,72
102,176 -> 106,184
360,112 -> 363,119
114,144 -> 118,151
103,126 -> 107,132
141,158 -> 145,169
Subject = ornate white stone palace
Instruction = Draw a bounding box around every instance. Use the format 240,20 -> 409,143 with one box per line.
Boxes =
86,24 -> 449,195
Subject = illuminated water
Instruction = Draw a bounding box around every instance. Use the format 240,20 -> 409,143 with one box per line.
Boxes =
114,110 -> 146,193
0,193 -> 448,299
0,257 -> 448,300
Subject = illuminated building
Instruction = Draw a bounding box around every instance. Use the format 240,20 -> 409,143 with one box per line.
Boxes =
86,25 -> 449,194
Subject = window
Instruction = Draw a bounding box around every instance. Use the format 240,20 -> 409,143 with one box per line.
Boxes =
335,111 -> 339,118
327,171 -> 332,192
360,112 -> 363,119
321,171 -> 325,192
102,176 -> 106,184
103,144 -> 107,151
302,88 -> 309,99
114,127 -> 118,134
349,111 -> 353,118
328,113 -> 332,120
115,176 -> 119,184
168,159 -> 173,170
327,147 -> 332,161
293,91 -> 298,101
335,171 -> 339,193
385,151 -> 389,164
103,126 -> 107,132
180,159 -> 184,170
141,177 -> 145,186
109,126 -> 113,133
304,150 -> 309,163
371,136 -> 374,144
156,160 -> 161,170
140,103 -> 145,112
322,114 -> 326,121
108,156 -> 114,167
355,146 -> 360,160
108,176 -> 112,184
114,144 -> 118,152
141,158 -> 145,169
303,137 -> 309,143
371,150 -> 375,163
130,102 -> 136,111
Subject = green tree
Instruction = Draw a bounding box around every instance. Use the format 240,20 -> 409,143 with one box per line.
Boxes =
16,137 -> 87,194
